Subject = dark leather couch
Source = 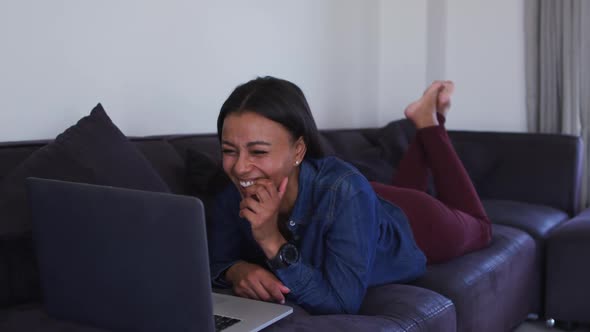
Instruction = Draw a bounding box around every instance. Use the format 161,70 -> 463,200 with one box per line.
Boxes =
0,118 -> 583,332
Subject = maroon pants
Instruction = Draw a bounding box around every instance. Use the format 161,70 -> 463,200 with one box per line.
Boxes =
371,115 -> 492,264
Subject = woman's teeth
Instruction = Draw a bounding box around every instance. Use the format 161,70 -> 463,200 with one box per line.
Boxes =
239,180 -> 255,188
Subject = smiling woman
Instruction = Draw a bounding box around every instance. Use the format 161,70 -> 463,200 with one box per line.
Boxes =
220,112 -> 305,254
207,76 -> 491,315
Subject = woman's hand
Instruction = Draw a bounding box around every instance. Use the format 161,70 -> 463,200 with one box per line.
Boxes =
225,261 -> 291,304
239,178 -> 289,256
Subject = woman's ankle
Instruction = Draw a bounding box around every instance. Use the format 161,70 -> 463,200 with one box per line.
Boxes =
436,112 -> 446,126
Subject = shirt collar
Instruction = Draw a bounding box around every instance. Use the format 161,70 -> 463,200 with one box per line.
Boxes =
289,159 -> 316,226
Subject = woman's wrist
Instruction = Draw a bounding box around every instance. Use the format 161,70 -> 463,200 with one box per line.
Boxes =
259,234 -> 288,259
224,261 -> 246,285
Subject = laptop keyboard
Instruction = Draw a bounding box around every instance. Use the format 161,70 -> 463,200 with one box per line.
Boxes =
214,314 -> 241,331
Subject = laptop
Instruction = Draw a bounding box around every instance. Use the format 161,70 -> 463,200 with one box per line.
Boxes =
26,177 -> 292,332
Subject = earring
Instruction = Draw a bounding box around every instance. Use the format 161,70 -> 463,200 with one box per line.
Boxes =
294,160 -> 300,166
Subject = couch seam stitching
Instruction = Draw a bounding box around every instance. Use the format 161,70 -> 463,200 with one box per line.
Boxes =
403,301 -> 455,332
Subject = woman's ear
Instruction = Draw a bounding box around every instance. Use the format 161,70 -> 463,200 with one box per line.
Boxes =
294,137 -> 307,164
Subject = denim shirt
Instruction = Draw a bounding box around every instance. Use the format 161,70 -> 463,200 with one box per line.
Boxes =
207,157 -> 426,315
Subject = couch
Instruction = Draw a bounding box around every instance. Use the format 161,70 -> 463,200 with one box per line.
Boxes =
0,106 -> 584,331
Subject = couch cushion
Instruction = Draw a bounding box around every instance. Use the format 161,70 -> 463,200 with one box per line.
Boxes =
481,199 -> 568,316
0,303 -> 108,332
185,148 -> 230,199
482,199 -> 569,240
359,284 -> 456,332
0,104 -> 170,307
320,130 -> 395,184
545,209 -> 590,324
411,224 -> 537,332
451,140 -> 498,191
448,131 -> 582,216
167,134 -> 222,161
133,139 -> 187,195
0,234 -> 39,310
264,284 -> 455,332
0,143 -> 45,183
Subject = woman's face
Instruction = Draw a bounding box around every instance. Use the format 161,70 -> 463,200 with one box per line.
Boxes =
221,111 -> 305,198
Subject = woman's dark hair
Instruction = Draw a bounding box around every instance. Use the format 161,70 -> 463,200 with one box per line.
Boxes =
217,76 -> 324,159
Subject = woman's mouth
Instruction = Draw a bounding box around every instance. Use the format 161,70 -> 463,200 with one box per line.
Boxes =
239,180 -> 255,188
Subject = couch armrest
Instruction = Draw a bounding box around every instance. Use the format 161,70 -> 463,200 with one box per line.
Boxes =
359,284 -> 455,332
448,130 -> 583,216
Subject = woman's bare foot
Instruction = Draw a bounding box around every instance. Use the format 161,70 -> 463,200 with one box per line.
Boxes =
436,81 -> 454,118
404,82 -> 442,129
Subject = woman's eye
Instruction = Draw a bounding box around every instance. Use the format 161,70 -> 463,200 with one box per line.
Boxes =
222,149 -> 236,155
251,150 -> 268,155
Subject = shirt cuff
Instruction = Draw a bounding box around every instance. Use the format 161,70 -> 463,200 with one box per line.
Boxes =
273,260 -> 314,294
211,261 -> 240,288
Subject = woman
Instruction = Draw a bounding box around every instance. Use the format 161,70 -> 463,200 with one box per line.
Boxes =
207,76 -> 491,315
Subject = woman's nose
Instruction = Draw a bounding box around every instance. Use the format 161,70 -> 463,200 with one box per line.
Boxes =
233,154 -> 252,175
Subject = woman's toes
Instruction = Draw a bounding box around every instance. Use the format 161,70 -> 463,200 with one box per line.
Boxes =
436,81 -> 454,116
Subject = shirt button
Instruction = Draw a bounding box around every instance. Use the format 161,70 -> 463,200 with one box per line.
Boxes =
289,220 -> 296,227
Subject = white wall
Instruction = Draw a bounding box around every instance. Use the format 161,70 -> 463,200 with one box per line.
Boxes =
444,0 -> 527,132
0,0 -> 380,141
378,0 -> 527,132
0,0 -> 526,142
377,0 -> 428,124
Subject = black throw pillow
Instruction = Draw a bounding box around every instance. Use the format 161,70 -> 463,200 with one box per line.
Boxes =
0,103 -> 170,235
185,148 -> 230,200
185,148 -> 232,242
0,103 -> 170,306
